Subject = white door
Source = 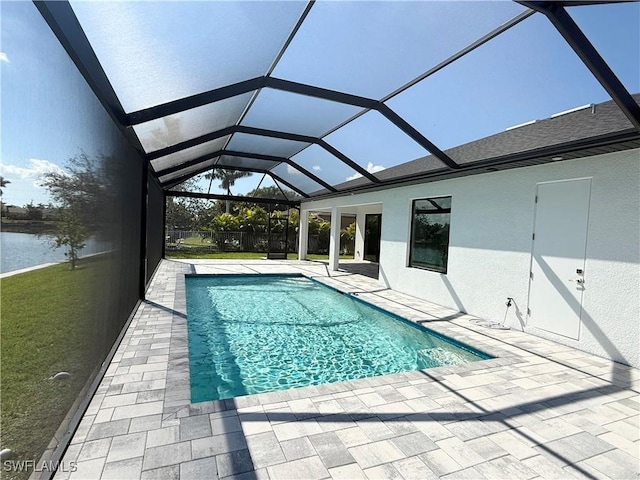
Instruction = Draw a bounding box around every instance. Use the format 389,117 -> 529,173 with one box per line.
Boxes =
527,178 -> 592,339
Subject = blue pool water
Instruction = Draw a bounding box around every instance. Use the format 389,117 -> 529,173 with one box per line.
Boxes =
186,274 -> 490,402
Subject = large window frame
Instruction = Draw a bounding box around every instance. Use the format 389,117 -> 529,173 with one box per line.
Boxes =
408,196 -> 452,273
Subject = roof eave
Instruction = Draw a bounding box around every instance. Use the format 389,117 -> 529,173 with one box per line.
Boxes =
302,129 -> 640,202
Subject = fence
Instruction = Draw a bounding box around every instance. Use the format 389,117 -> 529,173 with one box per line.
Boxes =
165,230 -> 354,255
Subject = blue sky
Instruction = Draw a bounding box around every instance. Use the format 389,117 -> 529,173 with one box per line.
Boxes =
1,1 -> 638,206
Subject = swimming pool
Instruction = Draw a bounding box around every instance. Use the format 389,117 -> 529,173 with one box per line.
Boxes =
185,274 -> 490,402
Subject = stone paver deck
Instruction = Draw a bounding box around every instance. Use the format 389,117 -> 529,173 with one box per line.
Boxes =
55,259 -> 640,480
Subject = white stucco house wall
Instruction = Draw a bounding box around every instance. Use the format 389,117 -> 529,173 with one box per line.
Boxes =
298,98 -> 640,369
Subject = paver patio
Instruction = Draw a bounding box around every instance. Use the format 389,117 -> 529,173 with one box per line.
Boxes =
54,259 -> 639,480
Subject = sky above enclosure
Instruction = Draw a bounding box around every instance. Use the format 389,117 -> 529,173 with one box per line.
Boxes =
1,1 -> 638,206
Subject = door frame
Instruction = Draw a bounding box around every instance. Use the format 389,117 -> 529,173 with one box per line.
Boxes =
363,213 -> 382,263
526,177 -> 592,338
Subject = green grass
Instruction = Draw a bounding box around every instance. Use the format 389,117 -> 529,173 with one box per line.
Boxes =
306,254 -> 353,260
166,250 -> 352,260
1,260 -> 105,479
180,236 -> 212,245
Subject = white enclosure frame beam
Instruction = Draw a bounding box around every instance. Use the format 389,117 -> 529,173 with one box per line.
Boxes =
328,206 -> 342,271
298,209 -> 309,260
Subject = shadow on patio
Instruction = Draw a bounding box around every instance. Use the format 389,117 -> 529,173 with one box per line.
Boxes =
338,262 -> 380,280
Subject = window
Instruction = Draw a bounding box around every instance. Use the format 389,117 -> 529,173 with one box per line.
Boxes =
409,196 -> 452,273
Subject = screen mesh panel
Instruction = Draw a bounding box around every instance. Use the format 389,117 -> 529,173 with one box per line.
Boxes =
134,93 -> 254,152
247,175 -> 297,200
226,132 -> 309,158
241,89 -> 362,137
159,159 -> 218,184
270,162 -> 323,194
47,0 -> 636,200
386,14 -> 618,153
272,1 -> 527,99
146,178 -> 164,282
202,171 -> 259,197
170,172 -> 211,191
150,136 -> 231,173
325,110 -> 428,175
70,0 -> 308,111
1,2 -> 144,472
290,145 -> 363,186
215,155 -> 280,171
568,3 -> 640,94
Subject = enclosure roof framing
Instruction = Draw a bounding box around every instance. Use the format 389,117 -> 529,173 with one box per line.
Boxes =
519,0 -> 640,130
35,0 -> 640,199
165,190 -> 300,207
163,164 -> 309,198
150,125 -> 380,184
156,149 -> 335,191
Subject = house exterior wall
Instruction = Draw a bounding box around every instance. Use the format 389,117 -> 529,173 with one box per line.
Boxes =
301,149 -> 640,367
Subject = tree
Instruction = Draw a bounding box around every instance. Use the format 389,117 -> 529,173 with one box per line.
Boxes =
309,213 -> 331,247
267,209 -> 290,234
0,176 -> 10,196
204,170 -> 253,213
54,210 -> 86,269
165,200 -> 195,230
341,222 -> 356,255
25,201 -> 44,220
238,207 -> 268,233
287,209 -> 300,237
246,185 -> 288,200
240,185 -> 299,212
341,222 -> 356,242
41,153 -> 106,231
165,178 -> 213,230
40,153 -> 102,269
209,213 -> 239,232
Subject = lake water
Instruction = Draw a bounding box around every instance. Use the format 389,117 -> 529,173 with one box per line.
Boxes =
0,232 -> 108,274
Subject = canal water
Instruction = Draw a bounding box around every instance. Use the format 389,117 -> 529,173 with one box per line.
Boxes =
0,231 -> 107,274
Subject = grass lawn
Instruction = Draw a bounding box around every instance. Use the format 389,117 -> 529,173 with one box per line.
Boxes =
1,260 -> 105,479
180,236 -> 211,245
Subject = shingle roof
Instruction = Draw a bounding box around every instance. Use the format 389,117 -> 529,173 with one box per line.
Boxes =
322,94 -> 640,196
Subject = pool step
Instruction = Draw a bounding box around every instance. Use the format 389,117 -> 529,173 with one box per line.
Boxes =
417,347 -> 467,366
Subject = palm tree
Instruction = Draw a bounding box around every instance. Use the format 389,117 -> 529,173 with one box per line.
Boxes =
0,176 -> 10,196
205,169 -> 253,213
